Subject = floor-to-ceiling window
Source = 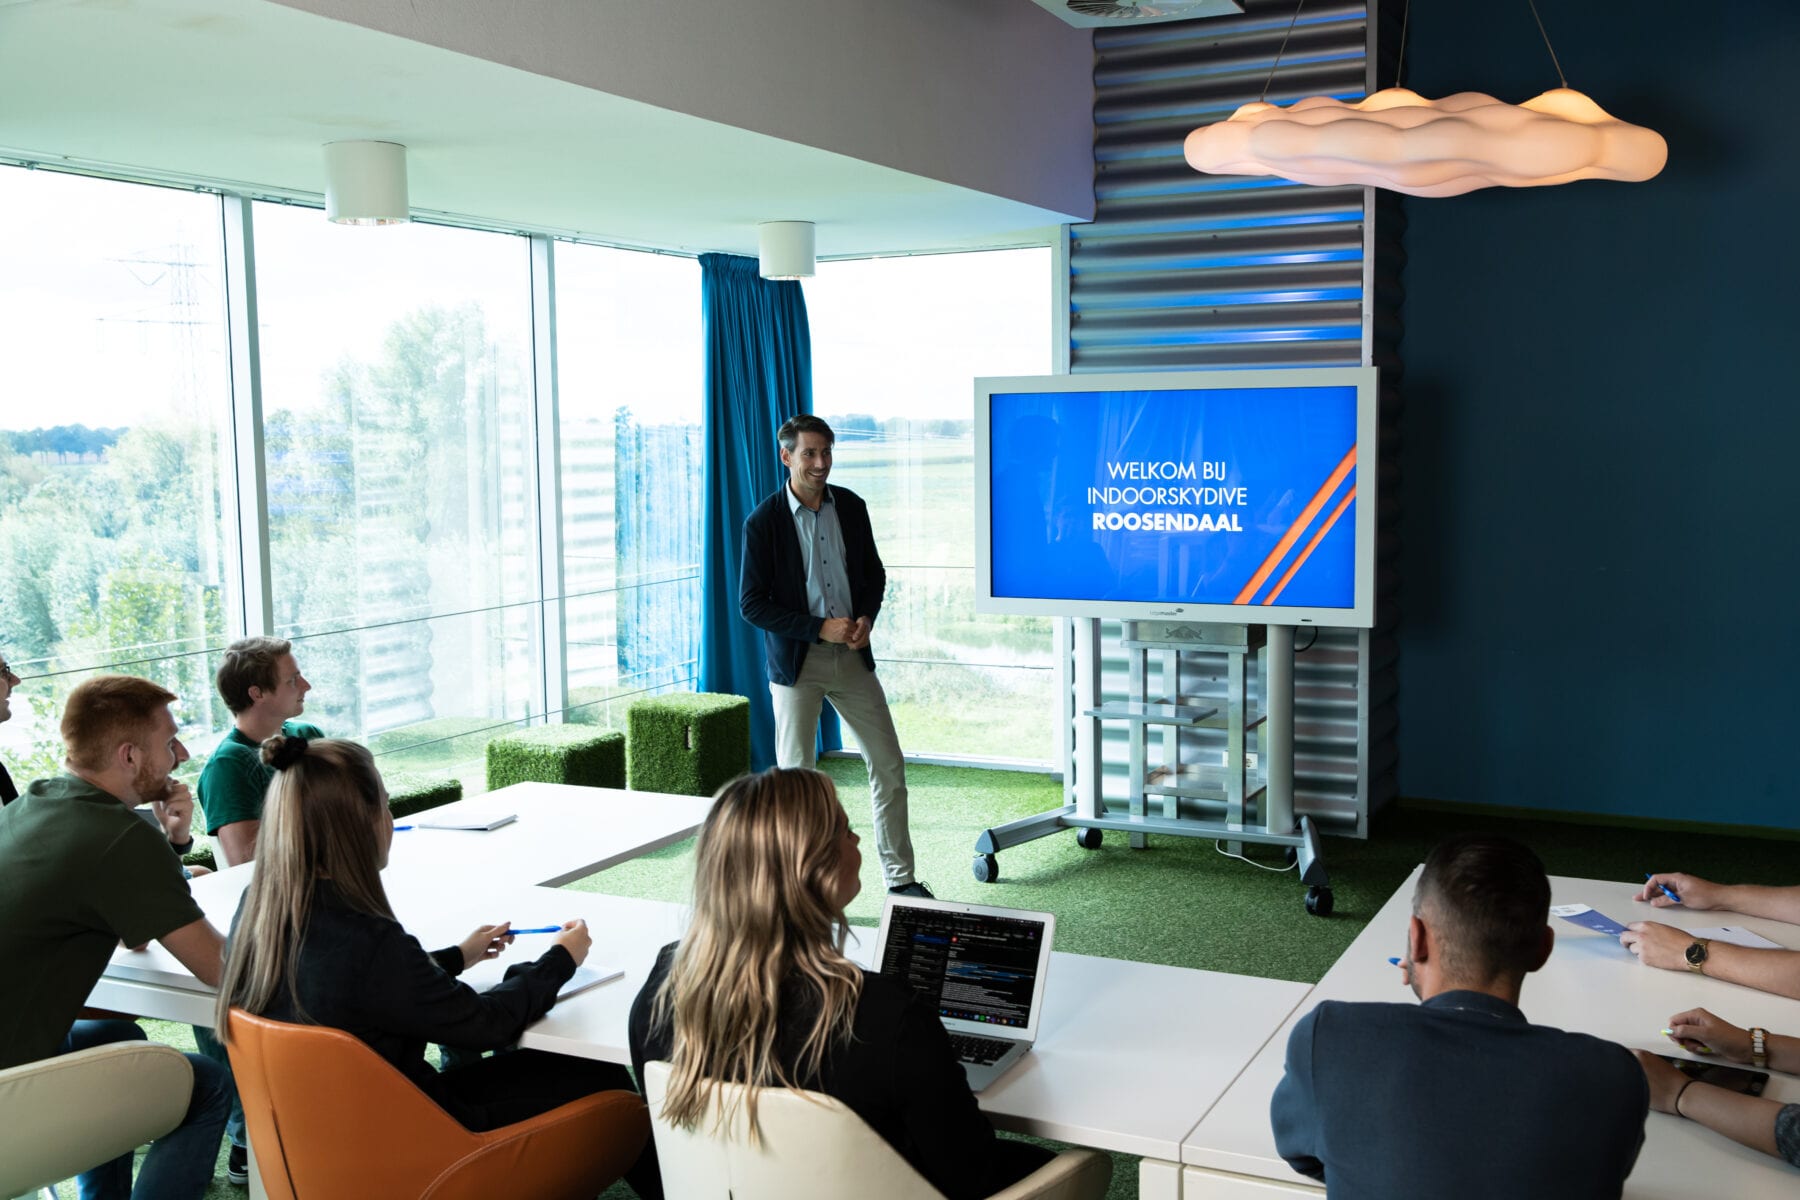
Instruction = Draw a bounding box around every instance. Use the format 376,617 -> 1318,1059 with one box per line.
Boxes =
0,169 -> 234,786
553,243 -> 703,729
807,248 -> 1056,765
0,163 -> 1059,802
252,203 -> 544,788
0,165 -> 706,802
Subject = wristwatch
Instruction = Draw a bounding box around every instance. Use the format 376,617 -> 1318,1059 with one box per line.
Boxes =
1685,937 -> 1711,974
1751,1026 -> 1768,1069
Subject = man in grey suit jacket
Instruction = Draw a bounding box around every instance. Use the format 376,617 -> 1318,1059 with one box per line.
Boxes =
1271,833 -> 1648,1200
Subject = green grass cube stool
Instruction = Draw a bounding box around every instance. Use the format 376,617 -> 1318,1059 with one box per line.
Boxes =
627,692 -> 750,796
485,724 -> 626,791
385,772 -> 464,819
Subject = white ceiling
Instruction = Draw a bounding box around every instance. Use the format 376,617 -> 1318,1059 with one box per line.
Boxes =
0,0 -> 1083,256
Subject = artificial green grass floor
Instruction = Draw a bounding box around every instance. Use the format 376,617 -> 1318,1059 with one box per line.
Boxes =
144,757 -> 1791,1200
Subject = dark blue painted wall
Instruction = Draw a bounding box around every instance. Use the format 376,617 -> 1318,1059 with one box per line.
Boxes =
1398,2 -> 1800,828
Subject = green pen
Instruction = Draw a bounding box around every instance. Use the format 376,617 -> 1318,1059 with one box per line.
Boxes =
1662,1028 -> 1713,1054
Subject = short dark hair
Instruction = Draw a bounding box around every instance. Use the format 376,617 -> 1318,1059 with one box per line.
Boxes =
62,675 -> 177,772
776,414 -> 834,452
1415,833 -> 1551,982
217,636 -> 293,715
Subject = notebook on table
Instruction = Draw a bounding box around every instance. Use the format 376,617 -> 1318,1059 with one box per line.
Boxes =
873,895 -> 1056,1092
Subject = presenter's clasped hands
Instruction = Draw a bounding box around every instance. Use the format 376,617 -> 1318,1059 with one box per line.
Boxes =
819,615 -> 874,650
457,921 -> 515,969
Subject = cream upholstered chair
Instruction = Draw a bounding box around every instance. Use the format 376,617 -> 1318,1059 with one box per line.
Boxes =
643,1061 -> 1111,1200
0,1040 -> 193,1200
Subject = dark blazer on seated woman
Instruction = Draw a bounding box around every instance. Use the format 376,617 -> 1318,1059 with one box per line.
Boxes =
238,880 -> 623,1133
629,941 -> 1049,1200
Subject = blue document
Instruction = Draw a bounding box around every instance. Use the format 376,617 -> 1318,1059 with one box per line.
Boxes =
1550,904 -> 1628,937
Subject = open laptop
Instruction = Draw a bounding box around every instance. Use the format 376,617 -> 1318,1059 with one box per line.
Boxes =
874,894 -> 1056,1092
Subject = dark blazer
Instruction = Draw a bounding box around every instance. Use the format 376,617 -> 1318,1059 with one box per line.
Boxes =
739,484 -> 885,686
0,760 -> 15,805
630,942 -> 1033,1200
1270,991 -> 1648,1200
239,881 -> 575,1128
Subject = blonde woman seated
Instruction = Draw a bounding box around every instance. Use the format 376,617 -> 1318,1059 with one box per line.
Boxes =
217,734 -> 659,1194
629,767 -> 1053,1200
1635,1007 -> 1800,1168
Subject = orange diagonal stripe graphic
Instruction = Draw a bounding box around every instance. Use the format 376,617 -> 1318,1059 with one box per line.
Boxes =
1262,485 -> 1354,605
1232,445 -> 1357,606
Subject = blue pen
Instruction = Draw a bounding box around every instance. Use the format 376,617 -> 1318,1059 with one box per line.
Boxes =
1646,874 -> 1682,904
508,926 -> 562,935
1388,957 -> 1403,966
392,824 -> 413,831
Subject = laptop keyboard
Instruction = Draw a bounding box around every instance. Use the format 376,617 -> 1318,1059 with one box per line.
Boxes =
947,1033 -> 1015,1066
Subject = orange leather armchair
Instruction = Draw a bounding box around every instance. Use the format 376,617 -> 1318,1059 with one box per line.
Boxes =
225,1008 -> 648,1200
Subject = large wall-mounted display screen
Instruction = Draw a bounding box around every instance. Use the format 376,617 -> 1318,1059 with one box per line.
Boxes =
975,367 -> 1379,627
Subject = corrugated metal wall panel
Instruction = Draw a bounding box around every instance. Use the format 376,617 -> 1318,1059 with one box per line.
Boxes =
1069,0 -> 1401,838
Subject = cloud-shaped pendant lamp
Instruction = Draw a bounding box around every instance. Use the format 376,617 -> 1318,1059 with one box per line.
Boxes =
1184,87 -> 1667,198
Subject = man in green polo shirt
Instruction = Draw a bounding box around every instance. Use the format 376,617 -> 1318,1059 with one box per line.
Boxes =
198,636 -> 321,869
0,674 -> 232,1198
192,636 -> 320,1184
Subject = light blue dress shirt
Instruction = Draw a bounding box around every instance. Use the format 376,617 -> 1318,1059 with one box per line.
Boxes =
786,484 -> 854,622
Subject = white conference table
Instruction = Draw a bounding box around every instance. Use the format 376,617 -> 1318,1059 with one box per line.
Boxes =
95,870 -> 1312,1199
1179,870 -> 1800,1199
383,780 -> 714,888
89,780 -> 713,1022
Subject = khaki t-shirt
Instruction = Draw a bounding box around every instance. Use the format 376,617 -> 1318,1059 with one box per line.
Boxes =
0,775 -> 205,1069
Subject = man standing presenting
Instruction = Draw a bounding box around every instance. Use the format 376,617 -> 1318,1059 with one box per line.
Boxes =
198,637 -> 319,869
0,675 -> 231,1199
740,414 -> 929,898
1270,833 -> 1648,1199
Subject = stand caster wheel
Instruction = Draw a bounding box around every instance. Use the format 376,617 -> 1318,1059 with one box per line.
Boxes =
1283,846 -> 1298,868
972,854 -> 999,884
1305,885 -> 1334,917
1075,828 -> 1103,850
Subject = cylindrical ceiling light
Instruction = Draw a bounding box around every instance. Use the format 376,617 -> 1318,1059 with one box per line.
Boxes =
323,140 -> 410,225
758,221 -> 815,280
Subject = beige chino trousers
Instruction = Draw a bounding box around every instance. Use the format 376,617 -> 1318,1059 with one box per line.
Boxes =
770,642 -> 916,888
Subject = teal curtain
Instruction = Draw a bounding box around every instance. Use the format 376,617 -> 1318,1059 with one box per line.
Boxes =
697,253 -> 841,769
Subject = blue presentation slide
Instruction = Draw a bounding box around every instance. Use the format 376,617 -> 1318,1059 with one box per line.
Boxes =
989,386 -> 1358,609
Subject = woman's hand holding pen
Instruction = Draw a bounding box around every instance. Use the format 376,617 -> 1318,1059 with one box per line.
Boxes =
552,919 -> 592,966
1634,873 -> 1722,910
457,922 -> 515,969
1666,1008 -> 1753,1062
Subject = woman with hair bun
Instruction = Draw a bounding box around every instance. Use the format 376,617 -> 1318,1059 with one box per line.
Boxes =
217,733 -> 658,1193
628,766 -> 1050,1199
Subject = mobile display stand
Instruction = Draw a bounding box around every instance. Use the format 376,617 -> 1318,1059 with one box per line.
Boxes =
970,619 -> 1332,916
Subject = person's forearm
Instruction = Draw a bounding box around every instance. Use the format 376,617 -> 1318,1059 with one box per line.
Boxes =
1704,945 -> 1800,1000
1678,1083 -> 1781,1157
1766,1032 -> 1800,1074
1716,884 -> 1800,924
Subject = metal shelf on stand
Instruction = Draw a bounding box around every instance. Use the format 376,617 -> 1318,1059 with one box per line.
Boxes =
969,620 -> 1331,915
